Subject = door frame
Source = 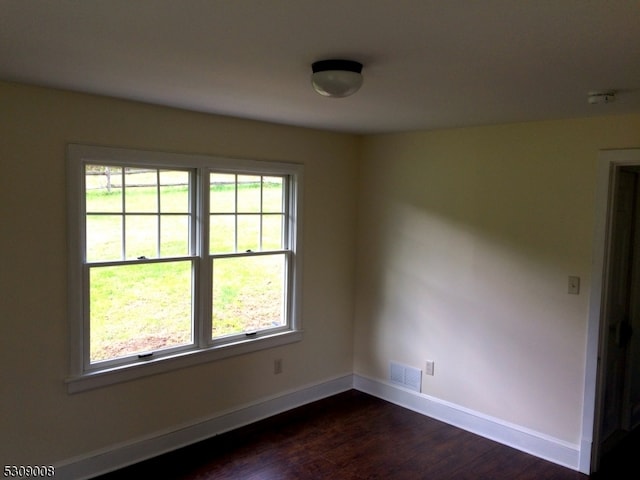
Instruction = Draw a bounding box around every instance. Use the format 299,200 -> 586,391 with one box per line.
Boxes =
580,148 -> 640,473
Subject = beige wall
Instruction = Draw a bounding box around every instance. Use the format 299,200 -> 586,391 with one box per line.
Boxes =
0,81 -> 358,465
354,115 -> 640,444
4,78 -> 640,467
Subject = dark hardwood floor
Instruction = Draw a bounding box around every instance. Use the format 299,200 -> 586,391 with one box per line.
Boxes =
94,390 -> 635,479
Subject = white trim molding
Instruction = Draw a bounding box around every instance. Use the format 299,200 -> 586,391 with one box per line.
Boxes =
580,148 -> 640,474
354,374 -> 581,471
55,373 -> 585,479
55,375 -> 353,480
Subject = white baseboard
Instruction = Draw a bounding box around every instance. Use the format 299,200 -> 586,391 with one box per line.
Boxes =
55,373 -> 584,479
55,374 -> 353,480
579,437 -> 593,474
353,374 -> 581,472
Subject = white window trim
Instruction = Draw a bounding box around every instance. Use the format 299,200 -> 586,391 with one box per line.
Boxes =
66,144 -> 304,393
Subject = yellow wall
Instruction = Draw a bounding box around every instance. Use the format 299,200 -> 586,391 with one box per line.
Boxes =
0,81 -> 359,465
4,78 -> 640,467
354,116 -> 640,444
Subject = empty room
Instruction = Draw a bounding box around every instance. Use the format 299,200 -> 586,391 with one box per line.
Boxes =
2,1 -> 640,478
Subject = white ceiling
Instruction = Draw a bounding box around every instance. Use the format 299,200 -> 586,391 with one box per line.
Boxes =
1,0 -> 639,134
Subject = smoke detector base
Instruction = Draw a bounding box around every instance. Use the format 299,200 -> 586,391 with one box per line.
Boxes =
588,91 -> 616,105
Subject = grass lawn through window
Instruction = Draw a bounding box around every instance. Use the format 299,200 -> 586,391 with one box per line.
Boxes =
87,173 -> 285,363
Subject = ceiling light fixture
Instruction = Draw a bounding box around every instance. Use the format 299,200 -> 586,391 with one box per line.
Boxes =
311,59 -> 363,98
587,90 -> 616,105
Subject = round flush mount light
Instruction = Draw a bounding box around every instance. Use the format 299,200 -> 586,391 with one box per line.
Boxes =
311,59 -> 363,98
588,90 -> 616,104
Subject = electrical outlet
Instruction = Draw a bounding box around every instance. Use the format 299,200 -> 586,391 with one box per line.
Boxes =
425,360 -> 435,376
274,358 -> 283,375
568,276 -> 580,295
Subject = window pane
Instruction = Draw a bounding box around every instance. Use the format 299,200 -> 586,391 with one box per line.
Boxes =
85,165 -> 122,213
212,254 -> 285,339
210,215 -> 235,253
125,168 -> 157,212
262,176 -> 284,213
210,173 -> 236,213
89,261 -> 193,363
262,214 -> 283,250
87,215 -> 122,262
126,215 -> 157,259
160,215 -> 190,257
237,175 -> 261,213
159,170 -> 189,213
238,215 -> 260,252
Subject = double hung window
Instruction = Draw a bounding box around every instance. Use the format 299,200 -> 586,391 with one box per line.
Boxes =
67,145 -> 303,391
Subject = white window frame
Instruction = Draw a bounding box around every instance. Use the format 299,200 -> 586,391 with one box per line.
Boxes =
66,144 -> 303,393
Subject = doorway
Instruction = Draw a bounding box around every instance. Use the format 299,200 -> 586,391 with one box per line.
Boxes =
583,149 -> 640,473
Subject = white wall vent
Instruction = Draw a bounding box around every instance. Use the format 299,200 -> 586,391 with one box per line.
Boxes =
390,362 -> 405,384
389,361 -> 422,393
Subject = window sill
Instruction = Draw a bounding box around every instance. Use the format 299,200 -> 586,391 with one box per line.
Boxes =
66,330 -> 303,394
